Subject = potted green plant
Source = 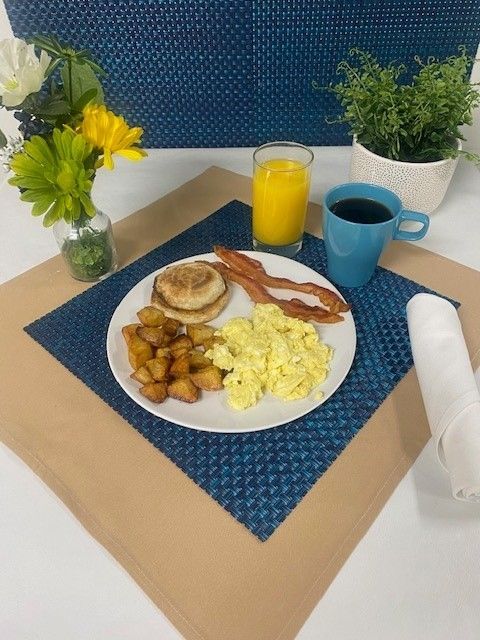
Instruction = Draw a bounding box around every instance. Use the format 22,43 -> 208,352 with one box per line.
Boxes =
324,47 -> 480,213
0,36 -> 147,281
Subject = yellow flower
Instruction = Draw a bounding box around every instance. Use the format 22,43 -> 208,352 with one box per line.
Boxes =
80,104 -> 147,170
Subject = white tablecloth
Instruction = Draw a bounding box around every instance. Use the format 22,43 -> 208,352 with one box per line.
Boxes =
2,147 -> 480,639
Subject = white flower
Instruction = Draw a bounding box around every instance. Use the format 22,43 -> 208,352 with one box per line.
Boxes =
0,37 -> 51,107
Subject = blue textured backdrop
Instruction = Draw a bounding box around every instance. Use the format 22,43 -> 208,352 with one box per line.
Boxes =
5,0 -> 480,147
24,200 -> 456,540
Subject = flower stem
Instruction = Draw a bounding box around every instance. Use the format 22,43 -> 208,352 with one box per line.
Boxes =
68,59 -> 73,105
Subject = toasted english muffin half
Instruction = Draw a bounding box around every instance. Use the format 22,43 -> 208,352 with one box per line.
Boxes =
151,261 -> 229,324
151,286 -> 229,324
154,262 -> 226,311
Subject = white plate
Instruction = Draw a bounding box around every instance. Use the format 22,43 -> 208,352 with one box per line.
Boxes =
106,252 -> 356,433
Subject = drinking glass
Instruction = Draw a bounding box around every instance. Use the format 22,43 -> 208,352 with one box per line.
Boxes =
252,141 -> 313,257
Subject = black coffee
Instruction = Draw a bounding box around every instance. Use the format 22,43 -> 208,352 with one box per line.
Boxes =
330,198 -> 393,224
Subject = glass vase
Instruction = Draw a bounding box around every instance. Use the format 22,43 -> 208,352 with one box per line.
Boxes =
53,208 -> 118,282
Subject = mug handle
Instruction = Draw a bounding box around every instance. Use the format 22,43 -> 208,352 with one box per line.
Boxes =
393,209 -> 430,241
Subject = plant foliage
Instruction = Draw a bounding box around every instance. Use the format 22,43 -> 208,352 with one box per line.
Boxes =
1,34 -> 146,281
2,35 -> 146,225
324,47 -> 480,162
61,226 -> 114,280
1,36 -> 105,139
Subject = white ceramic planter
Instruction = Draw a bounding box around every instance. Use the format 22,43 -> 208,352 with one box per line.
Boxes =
349,137 -> 460,214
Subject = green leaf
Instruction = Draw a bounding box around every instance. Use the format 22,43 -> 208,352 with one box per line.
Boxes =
30,35 -> 63,57
14,92 -> 39,113
45,58 -> 62,77
84,58 -> 107,77
0,129 -> 7,148
33,94 -> 71,121
61,61 -> 104,107
73,87 -> 98,112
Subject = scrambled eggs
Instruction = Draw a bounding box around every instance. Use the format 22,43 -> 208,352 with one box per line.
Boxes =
205,303 -> 333,410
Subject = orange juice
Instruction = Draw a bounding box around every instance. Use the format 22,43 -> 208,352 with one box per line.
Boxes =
252,158 -> 310,246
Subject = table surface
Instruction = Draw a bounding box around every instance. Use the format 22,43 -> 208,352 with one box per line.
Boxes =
1,147 -> 480,640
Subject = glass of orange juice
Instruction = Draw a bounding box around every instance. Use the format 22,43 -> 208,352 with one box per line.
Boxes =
252,141 -> 313,257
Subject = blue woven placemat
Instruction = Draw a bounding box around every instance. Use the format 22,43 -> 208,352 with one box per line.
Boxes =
6,0 -> 480,147
25,200 -> 452,540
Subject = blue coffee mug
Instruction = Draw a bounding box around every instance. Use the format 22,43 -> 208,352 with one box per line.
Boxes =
322,183 -> 430,287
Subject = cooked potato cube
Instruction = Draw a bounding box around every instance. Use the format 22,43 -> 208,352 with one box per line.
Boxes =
167,377 -> 198,403
189,350 -> 212,371
170,352 -> 190,377
171,347 -> 189,359
186,323 -> 215,347
136,326 -> 166,347
146,356 -> 170,381
163,318 -> 181,336
128,335 -> 154,369
130,366 -> 154,385
156,347 -> 171,359
161,333 -> 173,346
170,334 -> 193,355
190,365 -> 223,391
128,350 -> 152,371
140,382 -> 168,403
203,335 -> 225,351
137,306 -> 166,327
122,323 -> 141,344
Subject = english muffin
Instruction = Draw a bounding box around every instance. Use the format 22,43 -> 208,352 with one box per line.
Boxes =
151,261 -> 229,324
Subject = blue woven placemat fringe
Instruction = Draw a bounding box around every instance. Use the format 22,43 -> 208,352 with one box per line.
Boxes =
25,200 -> 454,540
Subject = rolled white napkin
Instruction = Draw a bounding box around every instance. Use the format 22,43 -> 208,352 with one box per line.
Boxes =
407,293 -> 480,501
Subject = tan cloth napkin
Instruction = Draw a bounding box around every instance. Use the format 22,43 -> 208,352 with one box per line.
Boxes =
407,293 -> 480,500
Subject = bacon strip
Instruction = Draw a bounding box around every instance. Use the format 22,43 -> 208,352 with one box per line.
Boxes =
213,245 -> 350,314
212,262 -> 343,324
